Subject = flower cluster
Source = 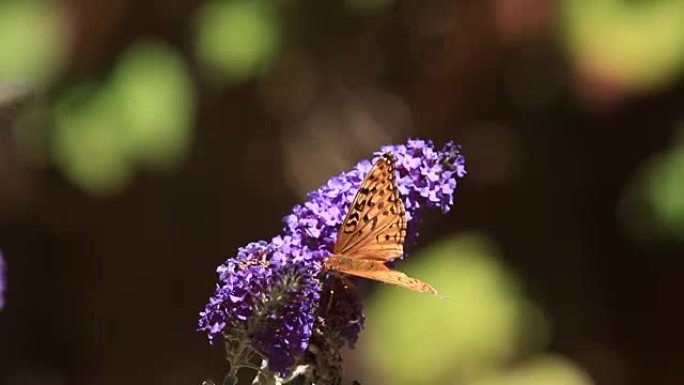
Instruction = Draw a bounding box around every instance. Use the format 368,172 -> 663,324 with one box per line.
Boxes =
198,236 -> 323,374
198,138 -> 466,381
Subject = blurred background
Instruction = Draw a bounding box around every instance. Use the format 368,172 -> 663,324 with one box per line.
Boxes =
0,0 -> 683,384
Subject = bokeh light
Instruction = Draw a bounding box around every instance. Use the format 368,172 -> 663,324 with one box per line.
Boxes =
112,40 -> 195,171
619,143 -> 684,242
194,0 -> 280,83
0,0 -> 66,87
647,146 -> 684,240
564,0 -> 684,92
360,233 -> 551,384
469,354 -> 593,385
52,40 -> 194,196
53,83 -> 134,195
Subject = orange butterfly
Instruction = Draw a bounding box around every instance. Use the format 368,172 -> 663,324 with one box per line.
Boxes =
323,152 -> 437,294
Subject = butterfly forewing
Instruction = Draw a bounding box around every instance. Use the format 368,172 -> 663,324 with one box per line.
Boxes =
327,151 -> 437,294
334,153 -> 406,262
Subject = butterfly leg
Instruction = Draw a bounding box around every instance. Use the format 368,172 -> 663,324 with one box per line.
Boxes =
339,274 -> 356,290
323,274 -> 356,316
325,287 -> 335,315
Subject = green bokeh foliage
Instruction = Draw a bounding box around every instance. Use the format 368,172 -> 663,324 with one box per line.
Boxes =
362,233 -> 550,384
53,40 -> 195,196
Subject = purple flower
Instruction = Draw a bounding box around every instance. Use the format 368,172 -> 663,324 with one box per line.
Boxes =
198,236 -> 323,374
251,265 -> 320,374
199,138 -> 466,377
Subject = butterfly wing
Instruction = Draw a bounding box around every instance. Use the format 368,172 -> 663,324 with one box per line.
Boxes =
327,257 -> 436,294
329,152 -> 436,294
334,152 -> 406,262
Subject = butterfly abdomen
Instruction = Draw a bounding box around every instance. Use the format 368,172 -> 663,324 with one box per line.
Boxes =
326,256 -> 384,271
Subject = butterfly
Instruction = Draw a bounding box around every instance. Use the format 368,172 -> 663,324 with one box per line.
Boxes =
323,152 -> 437,294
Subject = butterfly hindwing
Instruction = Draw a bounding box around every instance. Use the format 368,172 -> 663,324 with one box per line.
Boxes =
329,257 -> 436,294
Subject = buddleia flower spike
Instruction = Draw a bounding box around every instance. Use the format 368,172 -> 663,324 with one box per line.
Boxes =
199,138 -> 466,384
323,152 -> 437,294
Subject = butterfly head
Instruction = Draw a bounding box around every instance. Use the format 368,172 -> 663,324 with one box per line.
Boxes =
322,254 -> 342,270
439,144 -> 462,165
380,151 -> 396,166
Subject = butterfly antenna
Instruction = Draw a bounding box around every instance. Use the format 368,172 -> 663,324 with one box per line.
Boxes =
304,227 -> 315,238
325,288 -> 335,315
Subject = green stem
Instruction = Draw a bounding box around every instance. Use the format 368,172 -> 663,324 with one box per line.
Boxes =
223,275 -> 303,383
226,339 -> 248,380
